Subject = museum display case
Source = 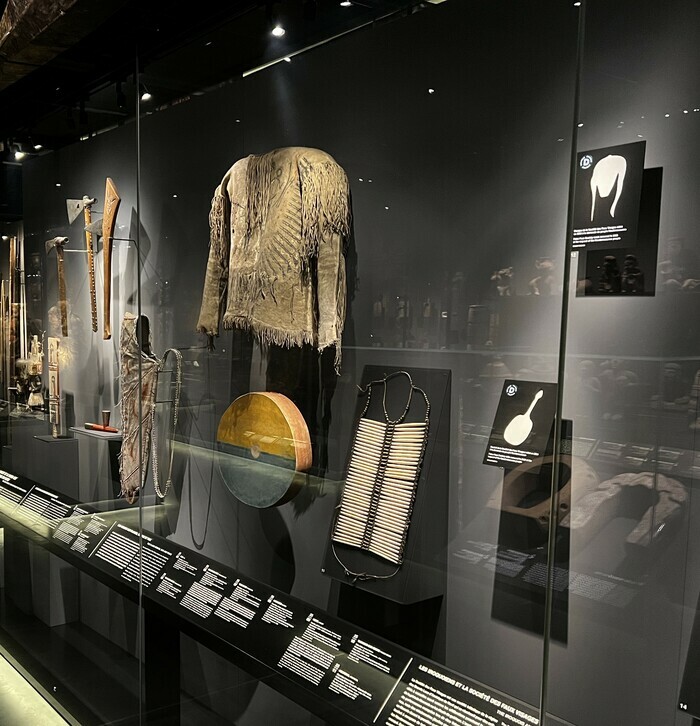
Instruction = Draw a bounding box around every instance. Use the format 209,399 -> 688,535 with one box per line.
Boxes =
0,0 -> 700,724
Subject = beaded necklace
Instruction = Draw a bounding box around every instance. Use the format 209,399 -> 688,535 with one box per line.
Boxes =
332,371 -> 430,580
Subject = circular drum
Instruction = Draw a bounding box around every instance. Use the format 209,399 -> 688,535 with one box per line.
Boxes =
216,392 -> 312,508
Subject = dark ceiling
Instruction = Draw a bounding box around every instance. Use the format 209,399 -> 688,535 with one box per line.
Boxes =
0,0 -> 430,153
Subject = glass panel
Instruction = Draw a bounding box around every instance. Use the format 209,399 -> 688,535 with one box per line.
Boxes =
139,1 -> 579,723
0,70 -> 145,723
547,1 -> 700,725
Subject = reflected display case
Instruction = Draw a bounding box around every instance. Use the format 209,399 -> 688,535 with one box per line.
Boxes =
1,0 -> 700,724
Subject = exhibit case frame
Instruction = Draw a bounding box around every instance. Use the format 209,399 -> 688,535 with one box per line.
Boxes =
1,0 -> 700,724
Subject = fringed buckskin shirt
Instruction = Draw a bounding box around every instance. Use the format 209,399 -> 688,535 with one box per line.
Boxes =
197,147 -> 351,372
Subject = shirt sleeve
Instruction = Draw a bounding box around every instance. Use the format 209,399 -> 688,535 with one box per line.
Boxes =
316,228 -> 346,372
196,186 -> 230,337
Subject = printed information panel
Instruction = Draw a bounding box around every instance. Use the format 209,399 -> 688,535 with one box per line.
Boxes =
572,141 -> 646,249
378,661 -> 538,726
0,469 -> 539,726
571,140 -> 646,250
483,380 -> 558,471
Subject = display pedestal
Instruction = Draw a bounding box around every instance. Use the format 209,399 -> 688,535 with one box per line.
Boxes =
4,529 -> 79,627
34,435 -> 80,500
144,610 -> 181,726
71,426 -> 122,504
4,430 -> 80,627
0,405 -> 13,468
81,577 -> 140,658
489,421 -> 572,643
7,417 -> 51,482
336,585 -> 444,659
70,426 -> 139,656
1,420 -> 79,498
1,445 -> 11,471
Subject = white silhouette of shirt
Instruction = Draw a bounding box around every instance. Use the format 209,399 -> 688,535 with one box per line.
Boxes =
590,154 -> 627,220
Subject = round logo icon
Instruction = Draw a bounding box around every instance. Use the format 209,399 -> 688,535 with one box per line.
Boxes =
580,154 -> 593,170
506,384 -> 518,397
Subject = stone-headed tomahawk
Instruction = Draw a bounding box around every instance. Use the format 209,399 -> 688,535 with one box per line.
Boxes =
66,195 -> 98,332
85,178 -> 121,340
45,237 -> 69,337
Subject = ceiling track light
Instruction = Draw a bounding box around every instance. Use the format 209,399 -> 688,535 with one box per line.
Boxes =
140,82 -> 152,102
271,24 -> 285,37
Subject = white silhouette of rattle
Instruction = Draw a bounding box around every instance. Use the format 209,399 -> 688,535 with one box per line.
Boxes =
503,390 -> 544,447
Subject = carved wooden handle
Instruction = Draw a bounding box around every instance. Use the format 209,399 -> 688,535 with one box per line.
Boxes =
8,237 -> 16,387
83,203 -> 98,333
102,178 -> 121,340
8,237 -> 15,309
56,246 -> 68,337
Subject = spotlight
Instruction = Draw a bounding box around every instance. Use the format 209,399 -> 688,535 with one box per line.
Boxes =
11,144 -> 25,161
340,1 -> 353,5
140,83 -> 152,102
266,2 -> 286,38
33,143 -> 43,150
